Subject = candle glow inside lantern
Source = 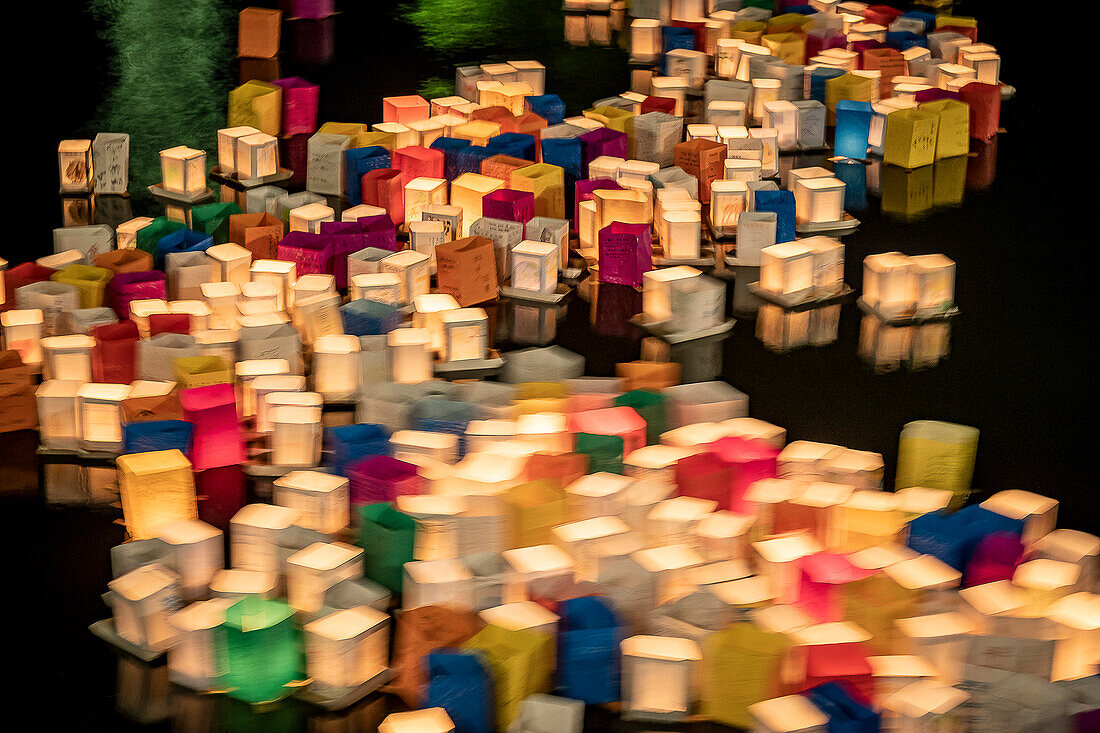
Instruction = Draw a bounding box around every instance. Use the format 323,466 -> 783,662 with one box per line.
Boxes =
502,544 -> 576,603
620,635 -> 702,721
381,250 -> 431,303
237,132 -> 279,179
413,293 -> 461,353
117,449 -> 197,540
552,516 -> 631,581
647,496 -> 718,546
748,694 -> 829,733
250,259 -> 296,310
403,558 -> 475,611
881,680 -> 969,733
37,380 -> 82,449
980,489 -> 1058,549
253,377 -> 309,433
167,597 -> 234,690
392,430 -> 459,466
209,569 -> 278,601
286,541 -> 364,613
862,252 -> 917,319
662,210 -> 702,261
883,554 -> 962,614
312,334 -> 360,402
623,445 -> 695,486
2,309 -> 45,367
693,511 -> 755,562
867,654 -> 940,704
794,177 -> 846,226
753,532 -> 824,603
1047,592 -> 1100,681
760,242 -> 817,303
894,611 -> 976,685
59,139 -> 93,193
230,503 -> 302,576
511,240 -> 559,293
304,606 -> 390,696
217,125 -> 259,173
236,358 -> 291,417
1034,530 -> 1100,592
515,412 -> 572,454
379,708 -> 455,733
910,254 -> 956,318
40,334 -> 95,382
158,519 -> 224,602
160,146 -> 207,195
273,470 -> 349,536
109,563 -> 181,652
631,543 -> 706,604
564,472 -> 634,521
404,177 -> 448,224
641,266 -> 700,325
440,307 -> 488,362
350,273 -> 403,304
1014,559 -> 1081,615
289,202 -> 335,233
270,404 -> 323,467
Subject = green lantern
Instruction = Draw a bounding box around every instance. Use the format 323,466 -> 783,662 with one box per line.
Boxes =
615,390 -> 666,445
576,432 -> 624,475
358,503 -> 417,593
135,217 -> 185,256
217,596 -> 303,704
191,202 -> 242,243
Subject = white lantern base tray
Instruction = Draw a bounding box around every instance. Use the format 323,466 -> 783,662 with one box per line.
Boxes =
748,282 -> 855,309
89,619 -> 164,662
857,297 -> 960,324
629,314 -> 736,344
499,283 -> 573,304
434,355 -> 505,378
147,184 -> 215,205
209,165 -> 294,189
795,213 -> 861,234
297,668 -> 394,711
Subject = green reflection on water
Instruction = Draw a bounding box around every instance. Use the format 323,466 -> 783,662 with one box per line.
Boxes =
403,0 -> 628,114
89,0 -> 238,195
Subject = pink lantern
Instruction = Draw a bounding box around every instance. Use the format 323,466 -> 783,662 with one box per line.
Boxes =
570,406 -> 647,457
347,455 -> 425,508
483,189 -> 535,224
180,383 -> 244,471
708,436 -> 779,513
272,77 -> 319,136
393,146 -> 445,182
797,552 -> 872,622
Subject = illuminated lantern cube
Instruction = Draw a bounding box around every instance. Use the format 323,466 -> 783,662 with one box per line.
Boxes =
36,379 -> 81,449
1047,592 -> 1100,681
564,472 -> 634,521
884,554 -> 962,615
570,406 -> 646,458
167,598 -> 234,690
693,511 -> 754,562
388,328 -> 433,384
502,544 -> 576,603
980,490 -> 1058,549
777,441 -> 841,481
552,516 -> 631,581
160,146 -> 207,195
286,541 -> 363,613
109,563 -> 181,652
791,621 -> 874,700
760,242 -> 817,303
383,95 -> 430,125
883,108 -> 939,169
289,202 -> 334,233
794,178 -> 846,226
40,334 -> 94,381
753,532 -> 824,603
833,101 -> 874,159
623,445 -> 694,486
620,636 -> 701,721
208,568 -> 277,600
516,412 -> 571,454
894,611 -> 975,684
379,708 -> 455,733
59,139 -> 93,193
230,503 -> 302,575
867,654 -> 939,704
631,544 -> 705,604
403,558 -> 475,611
720,417 -> 785,448
404,177 -> 448,224
270,404 -> 323,467
117,449 -> 197,540
236,132 -> 279,179
2,309 -> 44,367
748,694 -> 829,733
304,606 -> 390,697
312,334 -> 360,402
1034,530 -> 1100,592
440,308 -> 488,362
218,126 -> 260,174
511,240 -> 558,293
881,681 -> 969,733
863,252 -> 917,319
272,470 -> 349,536
1014,559 -> 1081,615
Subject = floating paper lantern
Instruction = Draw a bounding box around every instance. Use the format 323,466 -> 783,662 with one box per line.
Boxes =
760,242 -> 816,303
894,611 -> 975,684
620,635 -> 701,721
748,694 -> 829,733
109,563 -> 181,652
167,598 -> 234,690
552,516 -> 631,581
217,596 -> 303,704
440,308 -> 488,362
270,404 -> 323,467
117,449 -> 197,540
40,334 -> 95,382
312,334 -> 360,401
881,680 -> 969,733
648,496 -> 718,545
36,379 -> 81,449
631,543 -> 705,604
230,503 -> 302,575
863,252 -> 917,319
59,139 -> 93,193
564,472 -> 634,521
286,541 -> 363,613
272,470 -> 349,536
511,240 -> 559,293
1014,559 -> 1081,615
379,708 -> 455,733
502,544 -> 576,603
753,532 -> 824,602
403,558 -> 475,611
1034,530 -> 1100,592
158,519 -> 223,602
160,146 -> 206,195
304,606 -> 390,697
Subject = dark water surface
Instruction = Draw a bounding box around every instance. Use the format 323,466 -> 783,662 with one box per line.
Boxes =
3,0 -> 1093,728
